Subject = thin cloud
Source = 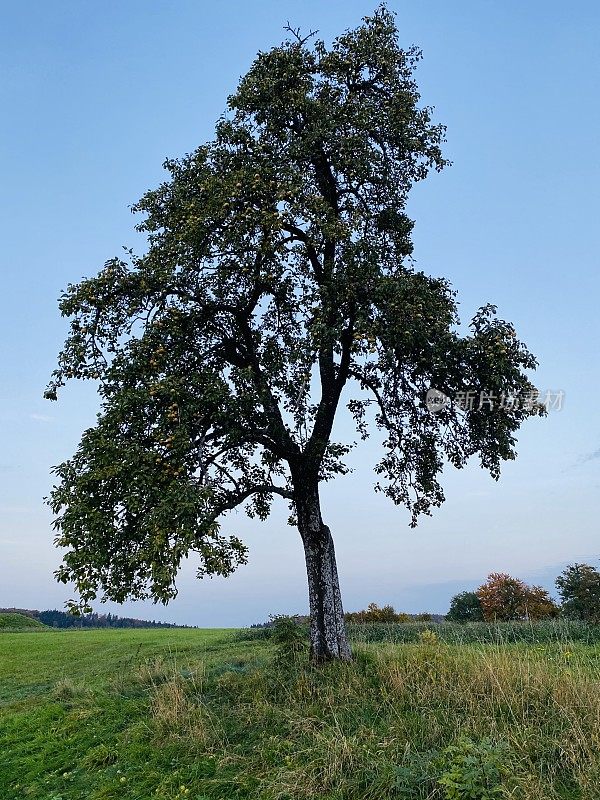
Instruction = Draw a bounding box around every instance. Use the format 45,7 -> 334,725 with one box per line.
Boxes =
29,413 -> 53,423
581,448 -> 600,465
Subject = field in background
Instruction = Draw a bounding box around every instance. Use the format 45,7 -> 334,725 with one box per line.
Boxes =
2,626 -> 600,799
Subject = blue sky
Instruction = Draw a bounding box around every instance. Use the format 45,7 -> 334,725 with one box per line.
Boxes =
1,0 -> 599,626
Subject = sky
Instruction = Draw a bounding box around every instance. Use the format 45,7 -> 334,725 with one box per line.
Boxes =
1,0 -> 599,627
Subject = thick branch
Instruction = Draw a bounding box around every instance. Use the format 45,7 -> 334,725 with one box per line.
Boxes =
304,317 -> 355,470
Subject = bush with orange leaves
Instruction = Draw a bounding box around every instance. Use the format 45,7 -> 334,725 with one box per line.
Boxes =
476,573 -> 559,622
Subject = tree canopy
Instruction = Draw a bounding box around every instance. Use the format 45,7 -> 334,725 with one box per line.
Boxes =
446,591 -> 484,623
476,573 -> 558,622
556,563 -> 600,623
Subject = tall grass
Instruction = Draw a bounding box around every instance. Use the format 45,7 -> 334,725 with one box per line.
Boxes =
238,618 -> 600,646
348,619 -> 600,645
146,640 -> 600,799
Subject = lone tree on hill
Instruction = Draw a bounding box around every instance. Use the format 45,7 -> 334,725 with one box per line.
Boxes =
47,7 -> 543,662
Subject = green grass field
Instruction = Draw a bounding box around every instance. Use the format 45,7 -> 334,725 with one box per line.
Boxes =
2,626 -> 600,799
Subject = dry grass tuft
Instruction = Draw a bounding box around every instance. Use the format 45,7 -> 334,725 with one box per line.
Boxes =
51,676 -> 92,703
149,662 -> 226,749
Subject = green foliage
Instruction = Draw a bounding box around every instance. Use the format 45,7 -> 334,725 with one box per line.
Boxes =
437,737 -> 508,799
46,7 -> 542,614
524,585 -> 560,620
269,614 -> 307,661
447,592 -> 484,623
36,609 -> 183,629
415,612 -> 433,622
556,563 -> 600,623
345,602 -> 408,623
393,749 -> 439,795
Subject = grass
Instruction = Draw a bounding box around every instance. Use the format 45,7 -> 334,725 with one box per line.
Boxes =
0,612 -> 47,632
240,618 -> 600,645
2,627 -> 600,798
343,619 -> 600,645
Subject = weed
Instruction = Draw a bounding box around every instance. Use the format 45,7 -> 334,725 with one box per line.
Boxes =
437,737 -> 509,799
418,628 -> 439,645
270,615 -> 308,663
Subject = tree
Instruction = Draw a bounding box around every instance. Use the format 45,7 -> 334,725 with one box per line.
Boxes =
476,573 -> 557,622
556,563 -> 600,623
477,574 -> 528,621
524,585 -> 559,621
46,8 -> 543,662
446,591 -> 484,623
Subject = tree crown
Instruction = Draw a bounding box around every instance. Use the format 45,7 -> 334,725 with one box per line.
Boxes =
556,563 -> 600,623
47,7 -> 542,610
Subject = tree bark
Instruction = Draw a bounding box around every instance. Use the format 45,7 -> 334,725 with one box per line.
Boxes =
295,483 -> 352,663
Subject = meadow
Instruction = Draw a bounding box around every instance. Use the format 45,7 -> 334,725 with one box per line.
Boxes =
2,621 -> 600,799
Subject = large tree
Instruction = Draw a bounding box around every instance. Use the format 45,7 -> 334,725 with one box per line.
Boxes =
46,7 -> 542,662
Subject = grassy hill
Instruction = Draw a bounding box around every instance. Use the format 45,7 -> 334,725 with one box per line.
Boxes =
0,626 -> 597,799
0,612 -> 47,632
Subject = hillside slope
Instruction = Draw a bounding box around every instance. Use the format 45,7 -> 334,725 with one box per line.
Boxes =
0,613 -> 47,631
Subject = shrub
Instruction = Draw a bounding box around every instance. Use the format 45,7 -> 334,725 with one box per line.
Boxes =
270,615 -> 307,661
418,628 -> 439,645
437,737 -> 509,799
345,602 -> 408,623
524,585 -> 560,620
415,612 -> 433,622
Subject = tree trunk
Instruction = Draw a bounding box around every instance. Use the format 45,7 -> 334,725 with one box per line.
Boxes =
295,484 -> 352,663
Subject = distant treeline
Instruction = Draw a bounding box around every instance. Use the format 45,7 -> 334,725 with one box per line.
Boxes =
0,608 -> 193,629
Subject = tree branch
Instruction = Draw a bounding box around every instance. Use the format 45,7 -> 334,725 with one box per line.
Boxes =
281,222 -> 323,282
283,22 -> 318,46
208,482 -> 294,521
